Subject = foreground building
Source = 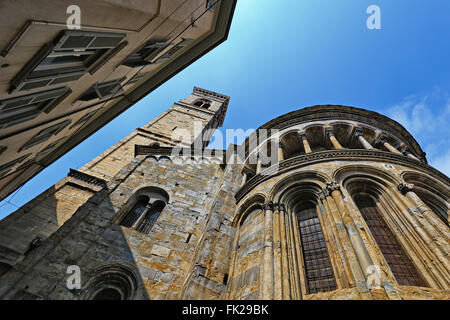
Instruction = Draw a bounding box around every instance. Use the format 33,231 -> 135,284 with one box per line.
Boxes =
0,88 -> 449,300
0,0 -> 237,201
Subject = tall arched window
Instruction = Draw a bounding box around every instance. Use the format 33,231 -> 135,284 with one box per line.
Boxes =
296,202 -> 336,294
354,194 -> 427,287
119,188 -> 168,234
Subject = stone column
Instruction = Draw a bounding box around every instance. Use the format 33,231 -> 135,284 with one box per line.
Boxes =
398,184 -> 450,259
326,128 -> 343,149
278,204 -> 291,299
327,182 -> 374,286
240,171 -> 247,187
375,134 -> 402,155
131,203 -> 151,229
399,144 -> 420,161
298,131 -> 311,154
261,202 -> 274,300
321,190 -> 360,288
286,208 -> 303,299
256,154 -> 262,175
352,128 -> 373,150
392,185 -> 450,288
278,142 -> 284,162
272,204 -> 282,299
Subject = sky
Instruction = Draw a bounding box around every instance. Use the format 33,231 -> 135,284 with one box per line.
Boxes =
0,0 -> 449,219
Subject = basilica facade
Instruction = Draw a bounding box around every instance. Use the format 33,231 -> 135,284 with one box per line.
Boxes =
0,88 -> 448,300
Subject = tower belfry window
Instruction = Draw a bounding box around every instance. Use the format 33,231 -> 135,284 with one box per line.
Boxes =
119,189 -> 168,234
193,99 -> 212,109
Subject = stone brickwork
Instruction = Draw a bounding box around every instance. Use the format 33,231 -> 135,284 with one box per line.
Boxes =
0,93 -> 448,300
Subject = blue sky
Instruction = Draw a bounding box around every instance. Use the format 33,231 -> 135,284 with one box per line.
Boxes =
1,0 -> 449,219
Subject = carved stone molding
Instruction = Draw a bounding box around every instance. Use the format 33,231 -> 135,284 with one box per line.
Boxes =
398,183 -> 415,195
235,149 -> 449,203
68,169 -> 107,188
326,181 -> 341,193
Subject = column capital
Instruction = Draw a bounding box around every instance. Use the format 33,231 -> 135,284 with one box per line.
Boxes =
263,201 -> 274,211
326,181 -> 341,193
399,143 -> 409,153
324,127 -> 335,137
351,127 -> 363,138
349,126 -> 363,145
279,203 -> 286,212
398,183 -> 414,195
373,133 -> 388,145
297,131 -> 307,140
278,140 -> 285,149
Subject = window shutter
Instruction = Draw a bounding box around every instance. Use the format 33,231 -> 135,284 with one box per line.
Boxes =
122,41 -> 169,68
155,38 -> 194,63
69,109 -> 99,129
14,71 -> 84,92
126,72 -> 150,85
53,30 -> 126,51
0,154 -> 31,178
78,80 -> 123,102
19,119 -> 72,152
0,87 -> 71,128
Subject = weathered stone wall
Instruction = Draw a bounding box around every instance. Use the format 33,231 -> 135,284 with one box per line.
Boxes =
229,208 -> 263,300
0,174 -> 103,268
233,158 -> 450,300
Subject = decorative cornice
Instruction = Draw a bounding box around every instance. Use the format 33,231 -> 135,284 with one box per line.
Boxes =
134,144 -> 225,159
235,149 -> 449,203
193,87 -> 230,101
68,169 -> 107,188
242,105 -> 426,161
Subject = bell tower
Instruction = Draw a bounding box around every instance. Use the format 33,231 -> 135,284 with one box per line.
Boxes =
0,87 -> 229,269
79,87 -> 230,181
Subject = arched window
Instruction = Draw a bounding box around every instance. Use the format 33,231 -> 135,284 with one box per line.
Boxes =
354,194 -> 427,287
296,202 -> 336,294
193,99 -> 212,109
120,196 -> 149,228
92,288 -> 122,300
119,188 -> 168,234
84,265 -> 138,300
415,190 -> 448,227
136,200 -> 165,234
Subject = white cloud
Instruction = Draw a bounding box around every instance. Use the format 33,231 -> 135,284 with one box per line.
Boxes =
386,91 -> 450,177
